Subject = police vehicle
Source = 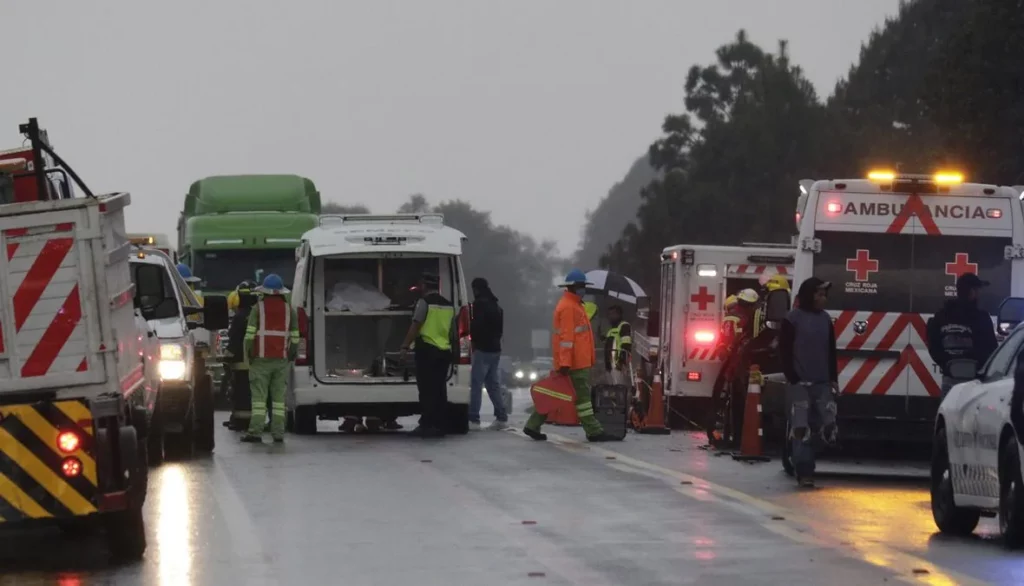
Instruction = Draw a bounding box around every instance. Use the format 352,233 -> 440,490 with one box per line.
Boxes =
793,171 -> 1024,445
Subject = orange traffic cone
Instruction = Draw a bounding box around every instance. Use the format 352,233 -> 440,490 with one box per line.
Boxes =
637,373 -> 670,435
733,365 -> 769,462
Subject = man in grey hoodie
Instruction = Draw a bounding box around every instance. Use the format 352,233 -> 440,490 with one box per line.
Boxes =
779,277 -> 838,488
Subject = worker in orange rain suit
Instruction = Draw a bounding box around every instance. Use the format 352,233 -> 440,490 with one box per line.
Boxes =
709,288 -> 759,446
523,269 -> 621,443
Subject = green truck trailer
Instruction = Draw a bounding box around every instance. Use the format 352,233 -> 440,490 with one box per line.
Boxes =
177,174 -> 320,403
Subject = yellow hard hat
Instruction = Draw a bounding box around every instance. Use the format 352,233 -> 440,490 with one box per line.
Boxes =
765,274 -> 790,292
227,290 -> 240,312
736,288 -> 759,304
724,295 -> 738,308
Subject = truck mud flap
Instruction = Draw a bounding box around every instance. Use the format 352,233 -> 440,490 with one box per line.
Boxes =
0,400 -> 98,523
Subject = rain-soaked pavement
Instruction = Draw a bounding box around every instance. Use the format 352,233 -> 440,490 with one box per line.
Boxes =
1,387 -> 1020,585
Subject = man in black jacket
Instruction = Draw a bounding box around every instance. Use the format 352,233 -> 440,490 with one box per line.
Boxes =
927,273 -> 998,397
224,280 -> 258,431
468,278 -> 509,430
779,277 -> 838,488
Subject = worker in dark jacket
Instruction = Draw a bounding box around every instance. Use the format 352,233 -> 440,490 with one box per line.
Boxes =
224,280 -> 258,431
779,277 -> 838,488
468,278 -> 508,430
927,273 -> 998,397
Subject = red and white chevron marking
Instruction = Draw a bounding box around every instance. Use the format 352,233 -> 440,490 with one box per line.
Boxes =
4,224 -> 89,378
727,264 -> 790,276
832,310 -> 940,397
687,346 -> 725,361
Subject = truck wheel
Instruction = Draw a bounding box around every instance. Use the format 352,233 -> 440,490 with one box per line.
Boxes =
292,407 -> 317,435
1000,433 -> 1024,547
105,506 -> 147,561
781,421 -> 795,477
195,373 -> 216,454
932,427 -> 980,536
446,403 -> 470,435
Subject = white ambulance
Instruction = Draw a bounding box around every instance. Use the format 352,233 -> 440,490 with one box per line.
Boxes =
793,171 -> 1024,444
657,244 -> 795,417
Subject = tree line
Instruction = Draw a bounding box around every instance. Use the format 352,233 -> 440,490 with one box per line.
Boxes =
579,0 -> 1024,302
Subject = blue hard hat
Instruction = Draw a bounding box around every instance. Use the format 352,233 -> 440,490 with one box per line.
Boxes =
559,268 -> 592,288
176,263 -> 192,279
256,273 -> 289,295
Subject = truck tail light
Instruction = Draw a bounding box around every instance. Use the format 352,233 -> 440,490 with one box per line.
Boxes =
61,457 -> 82,478
57,430 -> 80,453
457,305 -> 472,365
296,307 -> 309,366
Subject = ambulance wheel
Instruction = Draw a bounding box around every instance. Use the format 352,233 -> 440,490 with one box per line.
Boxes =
105,506 -> 147,561
292,406 -> 317,435
446,403 -> 469,435
931,427 -> 979,536
999,433 -> 1024,547
195,373 -> 216,454
782,421 -> 795,477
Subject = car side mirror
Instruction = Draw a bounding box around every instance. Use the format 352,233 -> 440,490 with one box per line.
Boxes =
997,297 -> 1024,336
201,295 -> 230,330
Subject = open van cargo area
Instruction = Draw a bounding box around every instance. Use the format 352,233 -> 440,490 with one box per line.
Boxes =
320,313 -> 417,382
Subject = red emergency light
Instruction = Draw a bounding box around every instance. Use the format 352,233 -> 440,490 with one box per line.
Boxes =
686,371 -> 702,382
693,330 -> 716,345
826,201 -> 843,214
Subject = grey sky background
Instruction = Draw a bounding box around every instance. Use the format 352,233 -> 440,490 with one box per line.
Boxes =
2,0 -> 901,255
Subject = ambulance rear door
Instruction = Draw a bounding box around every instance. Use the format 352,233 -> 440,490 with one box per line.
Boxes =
677,249 -> 721,397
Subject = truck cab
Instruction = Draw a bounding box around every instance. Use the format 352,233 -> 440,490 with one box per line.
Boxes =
129,247 -> 229,461
288,213 -> 472,434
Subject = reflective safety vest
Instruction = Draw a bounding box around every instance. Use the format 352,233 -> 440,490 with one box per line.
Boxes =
583,301 -> 598,321
606,321 -> 632,368
419,293 -> 454,351
246,296 -> 299,359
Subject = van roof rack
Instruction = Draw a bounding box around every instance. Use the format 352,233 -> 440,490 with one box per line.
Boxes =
742,242 -> 794,249
319,213 -> 445,227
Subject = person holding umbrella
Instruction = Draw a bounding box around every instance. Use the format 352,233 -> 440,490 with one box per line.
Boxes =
523,269 -> 620,443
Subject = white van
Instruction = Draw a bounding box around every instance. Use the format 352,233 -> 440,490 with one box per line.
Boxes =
288,213 -> 472,434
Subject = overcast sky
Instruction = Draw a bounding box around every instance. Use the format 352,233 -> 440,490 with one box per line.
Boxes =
2,0 -> 901,255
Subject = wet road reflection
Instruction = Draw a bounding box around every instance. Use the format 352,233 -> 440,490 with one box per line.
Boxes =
154,464 -> 192,586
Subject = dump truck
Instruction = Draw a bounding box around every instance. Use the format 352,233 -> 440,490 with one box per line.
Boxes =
0,118 -> 154,559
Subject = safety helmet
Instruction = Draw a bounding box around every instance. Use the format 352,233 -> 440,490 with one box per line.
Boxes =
764,274 -> 790,292
736,288 -> 759,304
724,295 -> 738,309
176,263 -> 201,284
559,268 -> 593,288
256,273 -> 289,295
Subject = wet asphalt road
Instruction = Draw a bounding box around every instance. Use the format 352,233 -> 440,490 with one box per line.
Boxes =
0,387 -> 1020,585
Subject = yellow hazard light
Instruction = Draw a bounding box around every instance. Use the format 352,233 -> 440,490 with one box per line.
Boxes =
867,170 -> 896,182
934,171 -> 964,185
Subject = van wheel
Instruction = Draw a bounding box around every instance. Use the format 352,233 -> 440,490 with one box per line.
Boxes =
293,407 -> 317,435
195,374 -> 216,454
932,428 -> 980,536
105,506 -> 147,561
1000,433 -> 1024,547
446,403 -> 469,435
782,421 -> 795,477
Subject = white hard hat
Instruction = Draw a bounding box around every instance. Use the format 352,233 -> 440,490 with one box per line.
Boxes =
736,288 -> 759,304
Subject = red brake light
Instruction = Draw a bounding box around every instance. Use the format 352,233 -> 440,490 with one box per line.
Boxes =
57,431 -> 80,454
826,201 -> 842,214
988,208 -> 1003,219
686,371 -> 702,382
693,330 -> 716,345
61,457 -> 82,478
295,308 -> 309,366
457,306 -> 472,365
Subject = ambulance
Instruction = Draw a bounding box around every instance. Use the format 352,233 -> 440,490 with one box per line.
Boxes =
657,244 -> 795,418
792,171 -> 1024,444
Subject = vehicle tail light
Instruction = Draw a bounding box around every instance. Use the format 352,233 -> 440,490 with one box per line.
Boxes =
457,305 -> 472,365
686,371 -> 702,382
296,307 -> 309,366
57,430 -> 80,454
61,457 -> 82,478
693,330 -> 716,345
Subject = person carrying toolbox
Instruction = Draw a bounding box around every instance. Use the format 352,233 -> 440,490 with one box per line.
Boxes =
523,269 -> 620,443
241,274 -> 301,444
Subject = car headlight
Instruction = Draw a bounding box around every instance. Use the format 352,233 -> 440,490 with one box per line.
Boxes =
159,359 -> 187,381
515,370 -> 524,379
529,372 -> 537,381
160,343 -> 185,361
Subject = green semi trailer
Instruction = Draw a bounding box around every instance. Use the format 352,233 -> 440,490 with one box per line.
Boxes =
177,174 -> 320,402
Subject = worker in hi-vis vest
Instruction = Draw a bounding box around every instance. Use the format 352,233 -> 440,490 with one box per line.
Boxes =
523,269 -> 620,443
242,274 -> 300,443
603,304 -> 632,372
399,272 -> 455,438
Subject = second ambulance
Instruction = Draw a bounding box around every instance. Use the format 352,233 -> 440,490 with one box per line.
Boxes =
792,171 -> 1024,445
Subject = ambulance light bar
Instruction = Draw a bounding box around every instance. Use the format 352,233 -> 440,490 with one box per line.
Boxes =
867,169 -> 964,185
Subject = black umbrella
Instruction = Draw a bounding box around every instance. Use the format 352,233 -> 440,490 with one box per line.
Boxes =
584,270 -> 647,304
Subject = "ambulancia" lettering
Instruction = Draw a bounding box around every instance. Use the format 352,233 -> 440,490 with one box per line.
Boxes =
843,202 -> 988,219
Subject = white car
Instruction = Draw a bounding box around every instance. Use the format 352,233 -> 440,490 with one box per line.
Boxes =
931,298 -> 1024,545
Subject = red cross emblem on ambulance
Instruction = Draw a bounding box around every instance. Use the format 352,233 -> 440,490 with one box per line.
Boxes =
846,249 -> 879,282
690,286 -> 715,311
945,253 -> 978,282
